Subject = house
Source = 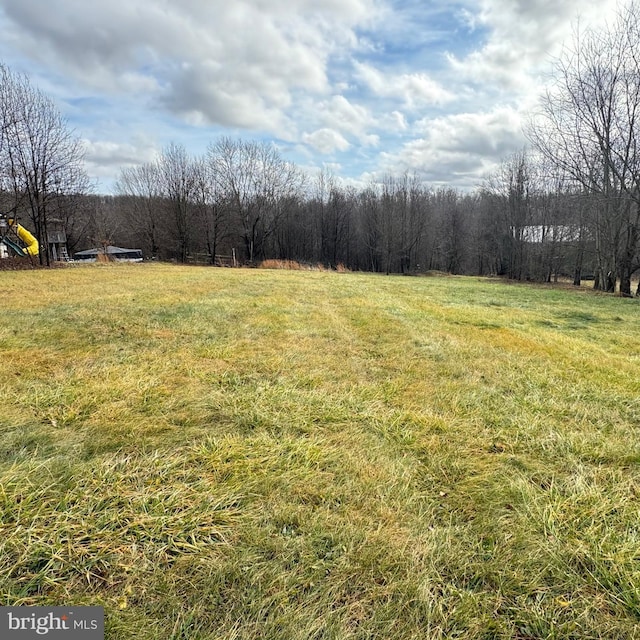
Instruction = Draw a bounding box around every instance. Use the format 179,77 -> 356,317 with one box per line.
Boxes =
518,225 -> 581,244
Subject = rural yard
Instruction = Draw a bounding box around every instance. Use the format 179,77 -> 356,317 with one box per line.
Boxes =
1,263 -> 639,639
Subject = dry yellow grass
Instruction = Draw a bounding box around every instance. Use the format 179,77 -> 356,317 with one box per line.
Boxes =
0,263 -> 639,638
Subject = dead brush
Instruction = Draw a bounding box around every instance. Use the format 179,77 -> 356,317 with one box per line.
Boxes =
259,259 -> 302,270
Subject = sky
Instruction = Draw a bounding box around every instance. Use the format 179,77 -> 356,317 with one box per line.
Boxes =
0,0 -> 621,194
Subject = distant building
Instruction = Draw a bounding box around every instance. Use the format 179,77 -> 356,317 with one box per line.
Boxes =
74,246 -> 143,262
518,225 -> 581,244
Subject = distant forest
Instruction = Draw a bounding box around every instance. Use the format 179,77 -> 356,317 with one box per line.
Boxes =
76,147 -> 596,288
2,2 -> 640,294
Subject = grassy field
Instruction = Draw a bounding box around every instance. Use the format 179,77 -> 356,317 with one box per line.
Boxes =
0,263 -> 639,639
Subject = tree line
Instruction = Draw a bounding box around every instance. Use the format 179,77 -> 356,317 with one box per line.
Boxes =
91,147 -> 600,286
2,1 -> 640,293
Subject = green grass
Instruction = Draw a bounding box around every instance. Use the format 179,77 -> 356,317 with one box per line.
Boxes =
1,263 -> 639,639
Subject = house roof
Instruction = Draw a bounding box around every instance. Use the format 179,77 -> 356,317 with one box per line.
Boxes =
74,246 -> 142,256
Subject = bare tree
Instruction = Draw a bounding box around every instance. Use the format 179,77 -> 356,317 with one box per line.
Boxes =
208,137 -> 303,263
356,173 -> 430,274
158,143 -> 197,262
0,63 -> 89,264
432,188 -> 467,275
528,3 -> 640,294
193,156 -> 232,265
357,186 -> 382,272
314,168 -> 334,266
87,196 -> 121,254
115,162 -> 165,259
480,151 -> 534,280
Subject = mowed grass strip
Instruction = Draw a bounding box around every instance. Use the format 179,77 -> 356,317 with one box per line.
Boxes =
1,263 -> 639,639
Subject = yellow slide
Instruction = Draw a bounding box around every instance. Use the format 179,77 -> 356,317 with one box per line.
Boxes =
8,218 -> 39,256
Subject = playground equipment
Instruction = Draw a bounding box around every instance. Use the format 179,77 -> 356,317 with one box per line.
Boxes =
0,215 -> 39,258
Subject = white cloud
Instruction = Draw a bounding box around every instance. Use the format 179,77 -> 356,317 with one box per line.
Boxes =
81,138 -> 159,177
446,0 -> 620,92
315,95 -> 381,146
456,7 -> 478,32
0,0 -> 620,191
355,62 -> 454,108
0,0 -> 383,133
302,128 -> 351,154
383,110 -> 409,132
377,107 -> 527,188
